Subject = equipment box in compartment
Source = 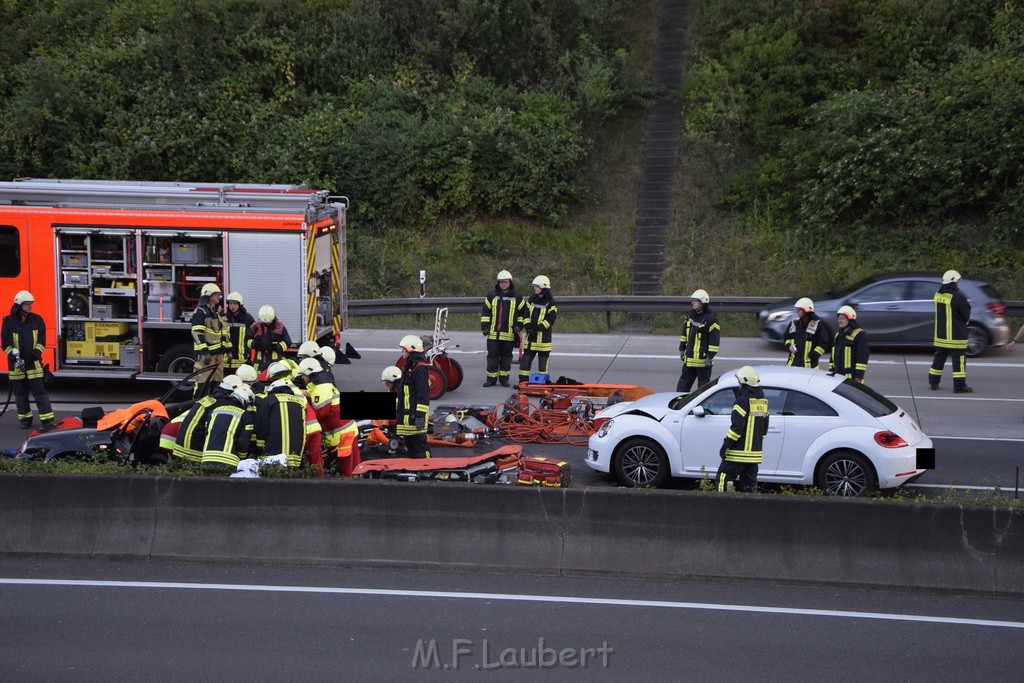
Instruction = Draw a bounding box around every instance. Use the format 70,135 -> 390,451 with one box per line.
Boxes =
146,298 -> 179,322
63,271 -> 89,285
65,340 -> 121,364
62,253 -> 87,268
171,241 -> 209,264
119,343 -> 141,368
93,301 -> 129,319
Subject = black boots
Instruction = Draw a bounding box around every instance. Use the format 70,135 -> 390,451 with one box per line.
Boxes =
483,377 -> 497,387
499,378 -> 510,387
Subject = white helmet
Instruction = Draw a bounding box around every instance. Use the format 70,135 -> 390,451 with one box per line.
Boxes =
234,364 -> 258,383
296,341 -> 320,358
266,360 -> 291,381
226,291 -> 244,305
258,305 -> 276,323
318,346 -> 336,366
381,365 -> 402,383
14,290 -> 35,305
497,270 -> 513,282
795,297 -> 814,312
690,289 -> 710,304
532,275 -> 551,289
219,375 -> 245,391
231,384 -> 255,406
736,366 -> 761,387
200,283 -> 222,297
297,358 -> 322,376
837,305 -> 857,320
399,334 -> 424,353
942,269 -> 961,285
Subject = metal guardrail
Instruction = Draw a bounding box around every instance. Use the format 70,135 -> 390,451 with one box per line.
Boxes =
349,295 -> 1024,321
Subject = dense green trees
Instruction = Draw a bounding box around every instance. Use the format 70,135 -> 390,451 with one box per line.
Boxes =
0,0 -> 636,226
685,0 -> 1024,260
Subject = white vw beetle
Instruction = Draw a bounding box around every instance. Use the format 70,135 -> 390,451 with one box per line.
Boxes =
586,366 -> 931,496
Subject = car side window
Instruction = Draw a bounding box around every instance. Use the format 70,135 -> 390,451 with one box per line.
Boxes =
907,280 -> 939,301
852,281 -> 907,303
701,388 -> 787,415
785,390 -> 839,417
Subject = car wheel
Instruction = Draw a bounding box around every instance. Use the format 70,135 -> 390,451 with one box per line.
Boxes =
613,437 -> 669,488
966,324 -> 989,358
815,450 -> 877,497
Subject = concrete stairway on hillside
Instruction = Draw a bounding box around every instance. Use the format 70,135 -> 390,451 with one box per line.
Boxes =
631,0 -> 694,295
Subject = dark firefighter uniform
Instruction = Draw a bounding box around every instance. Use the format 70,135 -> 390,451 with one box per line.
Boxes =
480,283 -> 521,386
247,319 -> 291,371
717,385 -> 769,493
676,306 -> 721,392
2,303 -> 55,428
200,398 -> 255,473
829,322 -> 869,381
224,303 -> 255,371
518,292 -> 557,383
254,382 -> 307,467
191,295 -> 228,386
785,312 -> 830,368
396,351 -> 431,458
172,388 -> 232,463
929,282 -> 971,391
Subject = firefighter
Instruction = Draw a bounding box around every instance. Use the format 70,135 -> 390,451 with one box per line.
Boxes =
784,297 -> 830,369
247,305 -> 292,370
481,269 -> 522,387
223,291 -> 255,372
518,276 -> 557,384
2,291 -> 55,429
200,384 -> 256,474
299,358 -> 360,476
676,289 -> 721,393
929,270 -> 973,393
717,366 -> 769,493
395,335 -> 431,458
254,360 -> 307,467
190,283 -> 228,393
829,305 -> 869,382
297,341 -> 338,389
172,375 -> 243,464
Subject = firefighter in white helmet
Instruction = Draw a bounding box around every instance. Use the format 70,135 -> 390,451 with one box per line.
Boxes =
829,305 -> 869,382
246,304 -> 292,370
929,270 -> 973,393
784,297 -> 831,369
223,291 -> 254,373
717,366 -> 769,493
200,384 -> 257,475
190,283 -> 227,395
480,269 -> 522,387
676,289 -> 721,393
253,359 -> 307,468
518,275 -> 557,384
2,290 -> 55,429
394,334 -> 431,458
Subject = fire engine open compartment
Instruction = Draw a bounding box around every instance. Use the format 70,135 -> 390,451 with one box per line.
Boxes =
1,178 -> 351,380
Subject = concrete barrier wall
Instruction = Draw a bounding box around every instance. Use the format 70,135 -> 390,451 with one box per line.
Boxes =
1,474 -> 1022,595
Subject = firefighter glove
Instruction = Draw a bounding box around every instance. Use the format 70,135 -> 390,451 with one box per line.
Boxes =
704,357 -> 713,368
415,415 -> 426,431
199,353 -> 212,365
788,344 -> 797,353
514,335 -> 521,348
719,443 -> 728,459
679,353 -> 686,362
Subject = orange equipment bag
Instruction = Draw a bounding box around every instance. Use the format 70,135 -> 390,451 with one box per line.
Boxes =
517,456 -> 572,488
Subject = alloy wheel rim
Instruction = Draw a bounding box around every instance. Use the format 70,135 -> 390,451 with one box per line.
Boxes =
622,445 -> 660,485
824,459 -> 867,496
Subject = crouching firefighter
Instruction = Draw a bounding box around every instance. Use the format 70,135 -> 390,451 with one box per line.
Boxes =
254,361 -> 307,468
172,375 -> 243,465
200,384 -> 256,474
717,366 -> 769,494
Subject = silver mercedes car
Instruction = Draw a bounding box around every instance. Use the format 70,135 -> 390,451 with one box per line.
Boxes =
760,272 -> 1010,357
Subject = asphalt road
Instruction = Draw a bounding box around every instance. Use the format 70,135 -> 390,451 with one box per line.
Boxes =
4,329 -> 1024,492
1,557 -> 1022,682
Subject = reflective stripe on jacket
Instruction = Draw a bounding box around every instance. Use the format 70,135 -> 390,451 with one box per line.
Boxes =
679,306 -> 720,368
933,283 -> 970,349
723,387 -> 769,463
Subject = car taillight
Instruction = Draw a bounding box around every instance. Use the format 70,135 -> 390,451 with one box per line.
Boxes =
987,301 -> 1005,315
874,431 -> 908,448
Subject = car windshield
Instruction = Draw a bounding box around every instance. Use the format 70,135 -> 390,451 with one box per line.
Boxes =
668,376 -> 720,410
832,379 -> 898,418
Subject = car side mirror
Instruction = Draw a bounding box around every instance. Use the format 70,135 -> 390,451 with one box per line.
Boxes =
691,405 -> 706,418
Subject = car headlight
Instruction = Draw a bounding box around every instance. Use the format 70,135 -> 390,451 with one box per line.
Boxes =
597,419 -> 614,438
766,310 -> 793,322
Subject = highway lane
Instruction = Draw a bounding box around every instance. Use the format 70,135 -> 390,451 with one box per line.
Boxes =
3,330 -> 1023,491
1,558 -> 1021,681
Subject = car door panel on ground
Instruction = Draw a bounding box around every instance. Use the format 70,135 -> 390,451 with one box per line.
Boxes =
677,387 -> 786,476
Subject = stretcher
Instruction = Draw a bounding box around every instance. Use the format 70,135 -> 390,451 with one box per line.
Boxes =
352,444 -> 523,483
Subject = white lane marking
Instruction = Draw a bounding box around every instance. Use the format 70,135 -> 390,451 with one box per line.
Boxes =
1,579 -> 1021,630
908,483 -> 1020,492
931,435 -> 1024,442
354,347 -> 1024,367
890,395 -> 1024,403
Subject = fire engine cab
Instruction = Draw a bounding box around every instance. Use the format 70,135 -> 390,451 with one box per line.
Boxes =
0,178 -> 349,380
